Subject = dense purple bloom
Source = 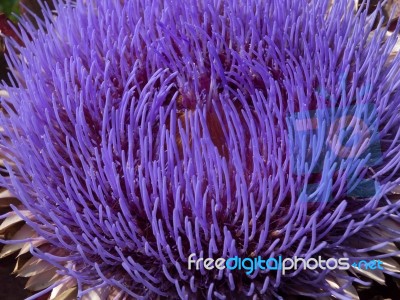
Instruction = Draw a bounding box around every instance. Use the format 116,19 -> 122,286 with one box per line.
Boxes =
1,0 -> 400,299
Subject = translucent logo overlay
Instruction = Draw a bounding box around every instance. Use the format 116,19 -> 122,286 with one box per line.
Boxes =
286,70 -> 382,202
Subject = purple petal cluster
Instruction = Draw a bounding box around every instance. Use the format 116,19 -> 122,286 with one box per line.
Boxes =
1,0 -> 400,299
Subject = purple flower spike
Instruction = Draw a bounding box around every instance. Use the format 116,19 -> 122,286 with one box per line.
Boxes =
1,0 -> 400,299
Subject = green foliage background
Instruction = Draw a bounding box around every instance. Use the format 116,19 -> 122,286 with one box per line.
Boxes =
0,0 -> 19,18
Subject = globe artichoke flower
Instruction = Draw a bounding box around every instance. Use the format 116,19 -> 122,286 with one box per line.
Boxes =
1,0 -> 400,299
